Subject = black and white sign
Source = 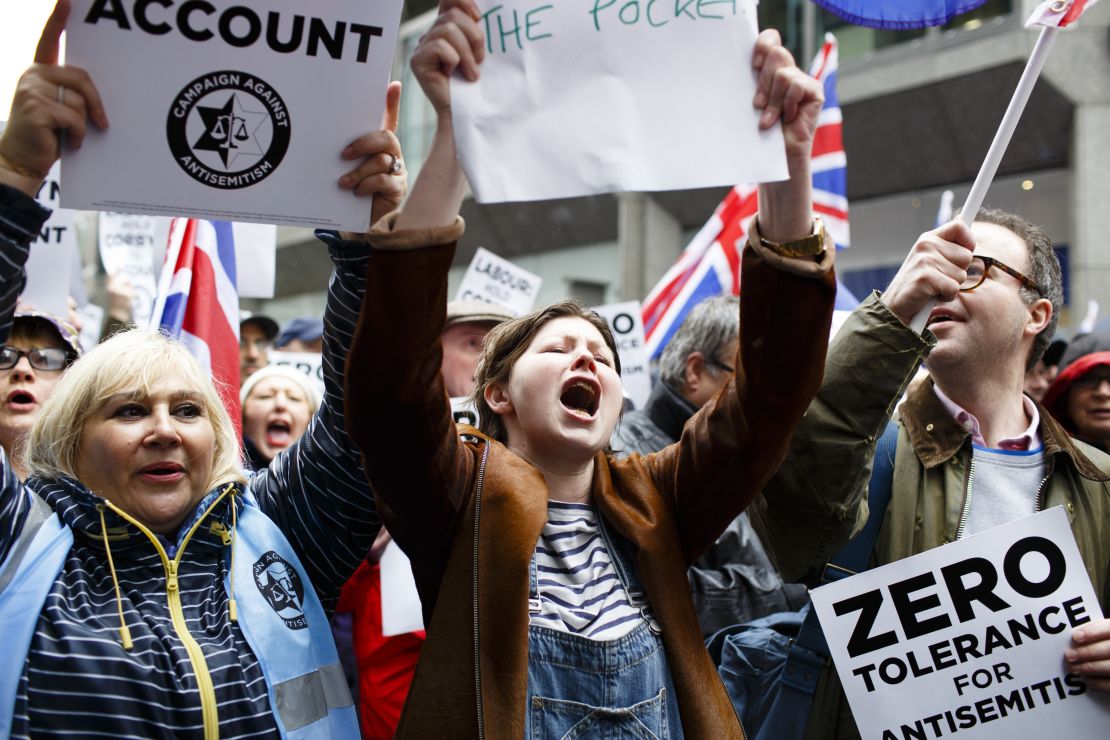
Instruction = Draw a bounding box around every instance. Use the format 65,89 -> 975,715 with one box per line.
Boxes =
25,162 -> 76,318
455,247 -> 541,318
591,301 -> 651,410
62,0 -> 404,230
811,507 -> 1110,739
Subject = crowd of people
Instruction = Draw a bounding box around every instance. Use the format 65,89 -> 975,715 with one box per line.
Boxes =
0,0 -> 1108,738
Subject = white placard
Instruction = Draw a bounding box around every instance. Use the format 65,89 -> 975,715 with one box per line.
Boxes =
811,507 -> 1110,739
267,350 -> 325,399
232,223 -> 277,299
455,247 -> 542,317
23,162 -> 76,318
380,539 -> 425,637
61,0 -> 404,230
98,212 -> 160,327
75,302 -> 104,353
451,396 -> 480,428
591,301 -> 651,410
451,0 -> 787,203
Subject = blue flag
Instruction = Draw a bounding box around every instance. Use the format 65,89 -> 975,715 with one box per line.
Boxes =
813,0 -> 989,29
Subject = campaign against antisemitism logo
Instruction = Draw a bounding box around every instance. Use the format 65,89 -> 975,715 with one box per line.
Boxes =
252,550 -> 308,630
167,71 -> 291,190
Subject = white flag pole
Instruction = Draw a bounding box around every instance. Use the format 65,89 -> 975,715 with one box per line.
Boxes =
907,25 -> 1059,334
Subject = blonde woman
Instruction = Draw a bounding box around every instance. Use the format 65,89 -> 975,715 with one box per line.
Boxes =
343,1 -> 836,737
0,3 -> 406,736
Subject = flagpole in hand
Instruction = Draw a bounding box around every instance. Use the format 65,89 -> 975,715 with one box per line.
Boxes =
907,26 -> 1058,332
907,0 -> 1090,333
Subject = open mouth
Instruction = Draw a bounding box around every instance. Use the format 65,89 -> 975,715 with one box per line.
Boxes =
926,309 -> 961,328
138,462 -> 185,481
6,389 -> 37,410
265,420 -> 292,448
560,379 -> 600,419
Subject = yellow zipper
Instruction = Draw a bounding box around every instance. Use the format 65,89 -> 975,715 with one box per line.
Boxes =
105,487 -> 234,740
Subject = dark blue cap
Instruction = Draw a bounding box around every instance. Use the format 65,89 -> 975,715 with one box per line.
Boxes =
276,317 -> 324,349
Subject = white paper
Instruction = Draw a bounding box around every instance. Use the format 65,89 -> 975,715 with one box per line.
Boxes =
232,223 -> 277,299
267,350 -> 325,399
62,0 -> 404,230
811,508 -> 1110,739
455,247 -> 542,317
380,539 -> 425,637
591,301 -> 651,410
23,162 -> 76,318
98,212 -> 160,327
451,0 -> 787,203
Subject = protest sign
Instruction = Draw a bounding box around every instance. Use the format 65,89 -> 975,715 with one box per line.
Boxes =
811,507 -> 1110,739
98,212 -> 160,326
450,0 -> 787,203
62,0 -> 404,230
380,539 -> 425,637
591,301 -> 651,410
268,350 -> 325,399
23,162 -> 76,318
232,223 -> 276,299
456,247 -> 542,317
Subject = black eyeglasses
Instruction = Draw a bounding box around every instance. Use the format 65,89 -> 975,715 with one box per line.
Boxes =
0,346 -> 70,371
960,256 -> 1045,296
710,357 -> 735,374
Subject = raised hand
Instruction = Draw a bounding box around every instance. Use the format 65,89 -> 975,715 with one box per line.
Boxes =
0,0 -> 109,197
881,220 -> 977,327
410,0 -> 485,117
339,81 -> 407,229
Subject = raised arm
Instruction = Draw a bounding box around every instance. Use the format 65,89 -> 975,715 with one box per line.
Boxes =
249,90 -> 407,611
0,0 -> 108,564
639,31 -> 837,563
752,220 -> 976,580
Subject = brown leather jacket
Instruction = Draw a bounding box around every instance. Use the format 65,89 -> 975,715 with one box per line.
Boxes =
345,216 -> 835,739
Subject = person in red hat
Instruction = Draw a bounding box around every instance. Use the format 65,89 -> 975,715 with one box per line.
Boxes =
1042,333 -> 1110,451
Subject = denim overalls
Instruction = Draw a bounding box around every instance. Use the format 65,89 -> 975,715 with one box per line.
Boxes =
524,506 -> 684,739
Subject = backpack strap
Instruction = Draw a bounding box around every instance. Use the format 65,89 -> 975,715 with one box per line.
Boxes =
0,491 -> 54,593
751,421 -> 900,738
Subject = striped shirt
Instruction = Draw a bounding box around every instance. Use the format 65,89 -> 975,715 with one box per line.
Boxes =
0,185 -> 377,739
529,501 -> 645,640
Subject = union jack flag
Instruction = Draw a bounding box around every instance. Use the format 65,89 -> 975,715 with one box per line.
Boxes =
642,34 -> 852,360
150,219 -> 242,434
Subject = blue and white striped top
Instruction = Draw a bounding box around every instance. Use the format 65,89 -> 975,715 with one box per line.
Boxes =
529,501 -> 645,640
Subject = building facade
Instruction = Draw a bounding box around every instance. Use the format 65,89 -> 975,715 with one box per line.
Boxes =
253,0 -> 1109,332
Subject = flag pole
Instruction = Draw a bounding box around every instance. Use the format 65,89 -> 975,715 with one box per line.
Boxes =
908,25 -> 1059,333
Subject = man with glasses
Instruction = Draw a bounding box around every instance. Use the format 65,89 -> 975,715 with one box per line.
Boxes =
611,294 -> 808,635
753,208 -> 1110,737
0,310 -> 80,478
239,314 -> 279,383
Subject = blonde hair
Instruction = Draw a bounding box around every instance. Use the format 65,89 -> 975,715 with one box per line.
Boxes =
26,328 -> 245,489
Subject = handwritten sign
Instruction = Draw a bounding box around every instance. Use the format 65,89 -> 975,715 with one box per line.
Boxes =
450,0 -> 786,203
23,162 -> 76,318
811,507 -> 1110,739
455,247 -> 542,317
98,212 -> 160,327
592,301 -> 651,410
268,350 -> 325,399
61,0 -> 404,230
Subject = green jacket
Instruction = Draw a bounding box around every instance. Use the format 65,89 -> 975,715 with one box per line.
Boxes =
752,293 -> 1110,739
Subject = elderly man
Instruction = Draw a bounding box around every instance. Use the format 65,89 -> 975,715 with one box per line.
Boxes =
611,295 -> 807,635
755,208 -> 1110,737
441,299 -> 513,399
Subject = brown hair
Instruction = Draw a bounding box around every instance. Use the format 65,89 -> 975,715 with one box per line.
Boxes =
973,207 -> 1063,370
468,299 -> 621,445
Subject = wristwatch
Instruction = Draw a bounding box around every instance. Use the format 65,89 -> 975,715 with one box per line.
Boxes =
751,217 -> 830,261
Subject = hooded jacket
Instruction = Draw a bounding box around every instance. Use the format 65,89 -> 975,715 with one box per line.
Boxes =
344,214 -> 836,739
0,185 -> 379,738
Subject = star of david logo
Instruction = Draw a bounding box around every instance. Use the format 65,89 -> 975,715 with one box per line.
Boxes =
192,93 -> 267,169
